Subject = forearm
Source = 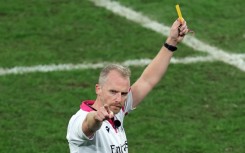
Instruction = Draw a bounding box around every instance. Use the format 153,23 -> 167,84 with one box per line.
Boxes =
141,37 -> 177,87
82,111 -> 102,137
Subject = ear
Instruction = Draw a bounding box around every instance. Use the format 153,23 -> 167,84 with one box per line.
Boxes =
95,84 -> 102,95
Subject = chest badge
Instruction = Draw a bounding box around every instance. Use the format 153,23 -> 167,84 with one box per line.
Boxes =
105,126 -> 110,133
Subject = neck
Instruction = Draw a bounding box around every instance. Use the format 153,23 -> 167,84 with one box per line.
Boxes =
91,99 -> 101,111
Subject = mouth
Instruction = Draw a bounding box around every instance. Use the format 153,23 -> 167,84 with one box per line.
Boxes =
111,105 -> 122,110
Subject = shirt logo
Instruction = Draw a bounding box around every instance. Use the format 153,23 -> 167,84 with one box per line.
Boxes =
105,126 -> 110,133
110,141 -> 128,153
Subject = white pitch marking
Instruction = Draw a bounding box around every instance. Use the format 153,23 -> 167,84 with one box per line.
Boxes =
0,57 -> 215,76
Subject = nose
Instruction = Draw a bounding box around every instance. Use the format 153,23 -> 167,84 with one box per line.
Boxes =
115,93 -> 122,102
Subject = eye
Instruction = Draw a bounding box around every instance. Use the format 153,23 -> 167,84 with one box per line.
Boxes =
109,90 -> 117,95
121,92 -> 128,97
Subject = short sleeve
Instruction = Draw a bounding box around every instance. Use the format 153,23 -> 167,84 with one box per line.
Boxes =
66,111 -> 94,146
124,91 -> 135,113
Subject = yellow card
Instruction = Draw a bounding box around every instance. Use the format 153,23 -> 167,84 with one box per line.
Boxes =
176,4 -> 183,23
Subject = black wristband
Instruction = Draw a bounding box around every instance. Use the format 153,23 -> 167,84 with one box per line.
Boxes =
164,43 -> 177,52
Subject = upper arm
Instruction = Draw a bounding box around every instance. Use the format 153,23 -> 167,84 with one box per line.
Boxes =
130,47 -> 173,108
131,77 -> 154,108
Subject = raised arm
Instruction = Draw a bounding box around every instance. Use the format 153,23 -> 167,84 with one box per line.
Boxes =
131,19 -> 188,108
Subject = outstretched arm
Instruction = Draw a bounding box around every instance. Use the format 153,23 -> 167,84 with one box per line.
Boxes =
82,105 -> 114,138
131,19 -> 188,108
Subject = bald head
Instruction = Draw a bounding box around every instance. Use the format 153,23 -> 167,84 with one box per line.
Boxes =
98,64 -> 131,85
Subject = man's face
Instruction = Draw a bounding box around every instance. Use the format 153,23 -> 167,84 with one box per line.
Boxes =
96,70 -> 130,114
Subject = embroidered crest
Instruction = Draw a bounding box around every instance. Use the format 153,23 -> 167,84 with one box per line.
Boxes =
105,126 -> 110,133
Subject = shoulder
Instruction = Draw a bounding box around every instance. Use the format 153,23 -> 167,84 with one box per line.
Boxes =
68,109 -> 87,126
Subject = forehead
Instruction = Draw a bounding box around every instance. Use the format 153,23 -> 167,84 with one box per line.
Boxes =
104,70 -> 130,90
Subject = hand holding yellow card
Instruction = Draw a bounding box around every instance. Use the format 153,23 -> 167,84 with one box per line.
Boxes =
175,4 -> 195,35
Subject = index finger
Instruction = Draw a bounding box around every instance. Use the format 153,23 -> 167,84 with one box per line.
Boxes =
103,104 -> 114,117
103,104 -> 110,112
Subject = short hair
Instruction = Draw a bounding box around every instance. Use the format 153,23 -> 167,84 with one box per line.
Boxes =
98,64 -> 131,85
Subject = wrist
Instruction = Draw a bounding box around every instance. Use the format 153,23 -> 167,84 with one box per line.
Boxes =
166,37 -> 178,46
163,42 -> 177,52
